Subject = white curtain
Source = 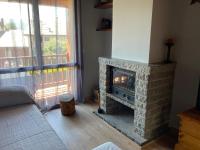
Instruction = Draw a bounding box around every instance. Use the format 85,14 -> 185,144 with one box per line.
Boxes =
0,0 -> 77,111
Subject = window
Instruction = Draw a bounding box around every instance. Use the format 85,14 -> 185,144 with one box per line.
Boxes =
39,0 -> 76,65
0,1 -> 36,69
0,0 -> 78,111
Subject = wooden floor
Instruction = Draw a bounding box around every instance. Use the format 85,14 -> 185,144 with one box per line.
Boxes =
45,102 -> 176,150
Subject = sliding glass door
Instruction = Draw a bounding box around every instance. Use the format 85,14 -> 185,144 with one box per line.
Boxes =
0,0 -> 78,111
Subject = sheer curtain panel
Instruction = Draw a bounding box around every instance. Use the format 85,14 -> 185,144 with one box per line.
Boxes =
0,0 -> 78,111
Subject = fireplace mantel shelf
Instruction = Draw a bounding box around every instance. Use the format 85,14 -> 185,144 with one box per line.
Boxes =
106,93 -> 135,110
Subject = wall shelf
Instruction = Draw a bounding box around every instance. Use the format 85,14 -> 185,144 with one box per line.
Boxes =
96,28 -> 112,31
95,2 -> 113,9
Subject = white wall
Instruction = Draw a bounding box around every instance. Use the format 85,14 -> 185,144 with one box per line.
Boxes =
81,0 -> 112,100
104,9 -> 113,57
169,0 -> 200,128
111,0 -> 200,129
149,0 -> 172,64
112,0 -> 153,63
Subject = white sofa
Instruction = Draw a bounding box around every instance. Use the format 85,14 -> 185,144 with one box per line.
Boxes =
0,87 -> 67,150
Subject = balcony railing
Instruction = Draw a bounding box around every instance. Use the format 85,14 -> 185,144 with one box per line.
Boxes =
0,54 -> 67,68
0,54 -> 74,99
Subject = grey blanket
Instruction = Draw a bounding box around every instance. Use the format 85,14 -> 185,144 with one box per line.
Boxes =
0,86 -> 34,108
0,104 -> 67,150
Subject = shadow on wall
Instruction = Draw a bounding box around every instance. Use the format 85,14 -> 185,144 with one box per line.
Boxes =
169,0 -> 200,128
81,0 -> 112,101
170,63 -> 200,127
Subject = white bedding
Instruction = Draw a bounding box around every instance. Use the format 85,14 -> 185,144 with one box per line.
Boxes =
93,142 -> 122,150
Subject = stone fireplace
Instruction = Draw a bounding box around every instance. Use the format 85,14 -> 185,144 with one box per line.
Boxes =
98,57 -> 176,145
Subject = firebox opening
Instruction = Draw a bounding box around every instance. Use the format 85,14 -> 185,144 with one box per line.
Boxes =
100,98 -> 135,131
110,67 -> 136,104
96,98 -> 146,144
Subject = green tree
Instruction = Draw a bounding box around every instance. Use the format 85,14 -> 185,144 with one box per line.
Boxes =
43,36 -> 67,55
5,19 -> 17,30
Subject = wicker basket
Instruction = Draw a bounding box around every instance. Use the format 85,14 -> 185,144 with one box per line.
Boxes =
59,94 -> 75,116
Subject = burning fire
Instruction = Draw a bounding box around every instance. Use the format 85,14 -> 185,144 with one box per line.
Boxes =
113,76 -> 127,84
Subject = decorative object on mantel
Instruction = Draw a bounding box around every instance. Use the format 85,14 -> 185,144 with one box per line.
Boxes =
165,38 -> 175,63
196,79 -> 200,110
96,18 -> 112,31
191,0 -> 200,5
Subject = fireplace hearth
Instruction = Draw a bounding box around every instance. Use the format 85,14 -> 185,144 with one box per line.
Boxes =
99,57 -> 176,145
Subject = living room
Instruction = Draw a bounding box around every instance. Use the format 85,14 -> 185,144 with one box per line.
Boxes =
0,0 -> 200,150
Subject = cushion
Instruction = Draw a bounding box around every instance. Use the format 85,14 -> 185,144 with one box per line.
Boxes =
0,86 -> 34,108
93,142 -> 122,150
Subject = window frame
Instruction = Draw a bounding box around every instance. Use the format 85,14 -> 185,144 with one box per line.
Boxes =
0,0 -> 78,74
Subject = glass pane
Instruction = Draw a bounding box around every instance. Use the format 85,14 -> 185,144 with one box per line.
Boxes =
0,1 -> 37,69
39,0 -> 76,65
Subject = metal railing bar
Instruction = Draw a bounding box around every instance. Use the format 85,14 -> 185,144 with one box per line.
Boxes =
0,63 -> 78,74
